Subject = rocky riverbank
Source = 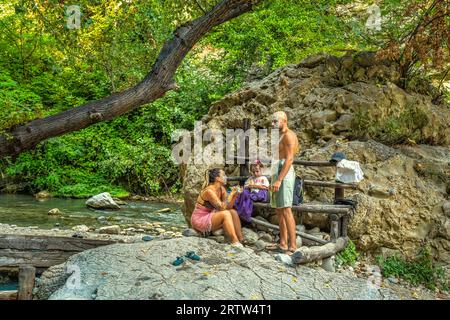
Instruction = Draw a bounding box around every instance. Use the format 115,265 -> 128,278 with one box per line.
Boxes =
32,235 -> 447,300
2,222 -> 444,300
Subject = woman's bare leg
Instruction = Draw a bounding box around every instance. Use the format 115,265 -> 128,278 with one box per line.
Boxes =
229,209 -> 243,242
211,210 -> 239,243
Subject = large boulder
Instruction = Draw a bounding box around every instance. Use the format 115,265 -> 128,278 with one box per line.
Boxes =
86,192 -> 121,210
34,237 -> 398,300
181,52 -> 450,263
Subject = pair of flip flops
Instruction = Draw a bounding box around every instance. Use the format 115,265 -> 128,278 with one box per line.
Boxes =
172,251 -> 201,266
265,243 -> 295,255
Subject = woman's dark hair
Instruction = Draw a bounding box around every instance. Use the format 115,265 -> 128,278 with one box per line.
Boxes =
202,168 -> 223,188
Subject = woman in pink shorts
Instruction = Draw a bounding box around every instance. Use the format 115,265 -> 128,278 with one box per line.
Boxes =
191,168 -> 244,247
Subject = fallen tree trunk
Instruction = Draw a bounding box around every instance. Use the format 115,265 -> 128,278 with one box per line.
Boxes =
251,217 -> 328,245
291,237 -> 348,264
0,0 -> 262,158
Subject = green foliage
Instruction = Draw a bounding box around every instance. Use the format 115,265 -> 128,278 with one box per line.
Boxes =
0,70 -> 44,133
351,105 -> 431,145
336,240 -> 360,266
0,0 -> 375,197
377,247 -> 449,291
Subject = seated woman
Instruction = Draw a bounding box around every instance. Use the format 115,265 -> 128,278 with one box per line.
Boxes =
191,168 -> 244,247
234,160 -> 269,223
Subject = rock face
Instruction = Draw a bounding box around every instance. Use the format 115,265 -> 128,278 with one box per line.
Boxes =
86,192 -> 120,210
34,237 -> 398,300
181,52 -> 450,263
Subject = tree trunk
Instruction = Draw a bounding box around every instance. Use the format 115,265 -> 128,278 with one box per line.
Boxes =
0,0 -> 261,159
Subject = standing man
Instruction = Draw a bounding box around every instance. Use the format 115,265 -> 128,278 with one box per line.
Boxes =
267,111 -> 299,255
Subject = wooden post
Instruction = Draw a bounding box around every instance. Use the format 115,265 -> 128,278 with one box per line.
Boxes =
341,215 -> 349,237
239,118 -> 250,184
17,265 -> 35,300
330,214 -> 339,243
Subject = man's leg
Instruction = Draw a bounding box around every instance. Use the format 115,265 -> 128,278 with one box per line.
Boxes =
283,207 -> 297,251
276,208 -> 288,249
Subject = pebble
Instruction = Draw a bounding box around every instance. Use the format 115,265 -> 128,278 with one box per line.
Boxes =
98,225 -> 121,235
258,232 -> 273,243
274,254 -> 294,267
255,240 -> 267,251
322,256 -> 336,272
182,228 -> 201,237
142,236 -> 154,242
388,277 -> 399,284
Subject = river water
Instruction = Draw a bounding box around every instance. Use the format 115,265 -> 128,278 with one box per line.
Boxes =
0,193 -> 187,230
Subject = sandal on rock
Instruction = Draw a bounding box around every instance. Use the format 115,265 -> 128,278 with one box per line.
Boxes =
172,256 -> 184,266
185,251 -> 201,261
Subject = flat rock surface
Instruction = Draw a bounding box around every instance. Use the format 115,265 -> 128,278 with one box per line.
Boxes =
35,237 -> 399,300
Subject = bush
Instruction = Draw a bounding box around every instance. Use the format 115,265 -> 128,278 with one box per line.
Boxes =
336,240 -> 360,266
377,247 -> 449,291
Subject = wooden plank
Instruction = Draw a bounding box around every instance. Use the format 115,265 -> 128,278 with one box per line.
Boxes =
251,217 -> 328,245
233,156 -> 336,167
0,290 -> 17,300
227,176 -> 359,190
0,249 -> 76,268
291,237 -> 348,264
253,202 -> 351,215
0,234 -> 116,252
18,265 -> 35,300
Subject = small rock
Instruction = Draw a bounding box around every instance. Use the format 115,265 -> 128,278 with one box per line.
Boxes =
48,208 -> 61,216
72,225 -> 90,232
368,185 -> 392,198
54,223 -> 60,227
242,228 -> 259,245
296,224 -> 306,233
306,227 -> 320,234
255,240 -> 267,251
388,277 -> 399,284
155,228 -> 166,234
258,232 -> 273,243
182,228 -> 201,237
35,191 -> 51,199
322,256 -> 336,272
98,225 -> 121,235
142,236 -> 154,242
443,202 -> 450,217
209,235 -> 226,243
97,216 -> 106,221
86,192 -> 120,210
348,266 -> 354,272
274,254 -> 293,267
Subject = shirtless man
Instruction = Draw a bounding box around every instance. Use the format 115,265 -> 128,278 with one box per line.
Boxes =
267,111 -> 299,255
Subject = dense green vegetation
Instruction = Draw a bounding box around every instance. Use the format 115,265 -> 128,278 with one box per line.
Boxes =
377,248 -> 449,291
336,240 -> 360,266
0,0 -> 447,197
